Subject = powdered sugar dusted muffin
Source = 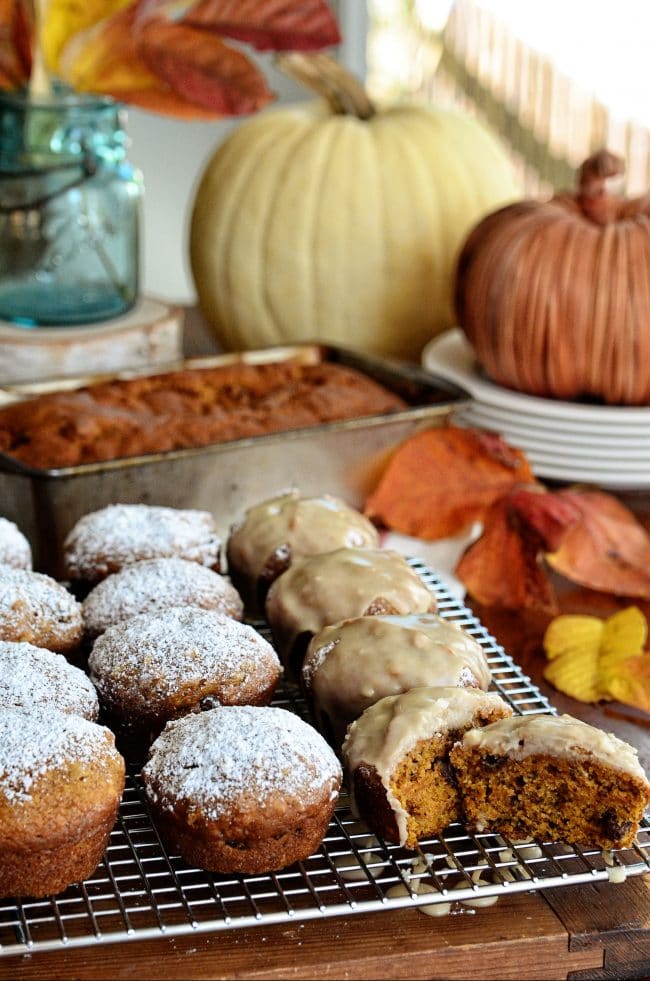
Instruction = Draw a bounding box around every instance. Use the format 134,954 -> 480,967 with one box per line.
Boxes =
63,503 -> 222,588
343,686 -> 512,848
142,705 -> 342,874
303,613 -> 493,749
449,713 -> 650,849
0,641 -> 98,720
265,548 -> 437,678
0,707 -> 125,898
82,557 -> 244,639
0,517 -> 31,570
0,567 -> 82,655
89,607 -> 282,760
226,490 -> 380,614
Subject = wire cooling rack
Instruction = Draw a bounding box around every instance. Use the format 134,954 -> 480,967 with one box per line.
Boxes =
2,559 -> 650,956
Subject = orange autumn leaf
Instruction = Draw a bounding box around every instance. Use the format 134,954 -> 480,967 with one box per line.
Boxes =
546,489 -> 650,600
455,492 -> 558,614
4,0 -> 340,118
364,425 -> 536,540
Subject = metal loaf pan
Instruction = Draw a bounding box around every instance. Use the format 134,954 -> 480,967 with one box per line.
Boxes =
0,343 -> 469,578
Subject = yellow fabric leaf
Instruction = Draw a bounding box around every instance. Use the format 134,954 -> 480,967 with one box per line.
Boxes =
542,606 -> 650,709
603,655 -> 650,712
41,0 -> 131,74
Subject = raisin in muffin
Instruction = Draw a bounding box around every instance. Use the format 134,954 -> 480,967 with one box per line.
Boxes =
142,705 -> 342,874
450,713 -> 650,849
343,686 -> 512,848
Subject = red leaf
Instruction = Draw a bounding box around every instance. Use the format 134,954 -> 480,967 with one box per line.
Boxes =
364,425 -> 537,540
174,0 -> 341,51
0,0 -> 32,89
508,485 -> 582,551
456,492 -> 558,614
546,489 -> 650,600
140,19 -> 273,114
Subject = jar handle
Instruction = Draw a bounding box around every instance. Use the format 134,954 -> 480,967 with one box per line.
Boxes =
0,150 -> 97,214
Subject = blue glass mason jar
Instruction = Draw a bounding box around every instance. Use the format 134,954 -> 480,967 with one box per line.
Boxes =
0,87 -> 142,327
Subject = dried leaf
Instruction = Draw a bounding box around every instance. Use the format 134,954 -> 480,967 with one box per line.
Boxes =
181,0 -> 342,50
0,0 -> 32,88
41,0 -> 129,75
599,606 -> 648,675
455,493 -> 558,614
546,489 -> 650,600
364,426 -> 536,540
543,614 -> 603,661
506,486 -> 582,552
543,646 -> 603,704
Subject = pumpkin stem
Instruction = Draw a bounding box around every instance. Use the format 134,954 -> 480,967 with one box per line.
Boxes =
577,150 -> 625,225
276,52 -> 376,120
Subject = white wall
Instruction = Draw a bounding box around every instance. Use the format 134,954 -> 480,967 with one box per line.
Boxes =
127,2 -> 368,305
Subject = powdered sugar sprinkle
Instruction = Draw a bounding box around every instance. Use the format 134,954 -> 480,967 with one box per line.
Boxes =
0,641 -> 98,718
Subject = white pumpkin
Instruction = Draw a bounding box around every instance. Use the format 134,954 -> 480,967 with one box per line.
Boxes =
190,55 -> 519,360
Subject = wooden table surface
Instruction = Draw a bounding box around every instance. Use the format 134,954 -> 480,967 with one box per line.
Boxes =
1,311 -> 649,980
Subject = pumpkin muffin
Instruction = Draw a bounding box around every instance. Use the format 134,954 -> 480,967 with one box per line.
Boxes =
63,503 -> 222,590
0,516 -> 31,570
265,547 -> 437,679
0,567 -> 82,655
303,613 -> 493,750
449,713 -> 650,849
0,640 -> 98,720
0,707 -> 125,898
226,490 -> 380,615
343,686 -> 512,848
82,556 -> 243,640
141,705 -> 342,874
89,607 -> 282,761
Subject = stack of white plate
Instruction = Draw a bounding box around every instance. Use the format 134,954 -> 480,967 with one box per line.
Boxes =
422,329 -> 650,491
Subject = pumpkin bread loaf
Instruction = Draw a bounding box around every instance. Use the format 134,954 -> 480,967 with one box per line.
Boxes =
343,686 -> 512,848
64,503 -> 222,589
0,707 -> 125,898
89,607 -> 282,761
265,547 -> 437,679
0,641 -> 99,719
82,557 -> 243,640
226,489 -> 380,615
0,567 -> 82,655
302,613 -> 493,750
0,517 -> 32,570
141,705 -> 342,874
449,713 -> 650,849
0,360 -> 407,470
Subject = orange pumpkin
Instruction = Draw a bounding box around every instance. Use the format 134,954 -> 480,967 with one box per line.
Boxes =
455,151 -> 650,405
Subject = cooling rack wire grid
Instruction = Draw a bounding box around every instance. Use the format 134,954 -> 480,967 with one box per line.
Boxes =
2,558 -> 649,955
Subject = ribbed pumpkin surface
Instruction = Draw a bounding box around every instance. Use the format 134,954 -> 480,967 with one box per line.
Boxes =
189,101 -> 518,360
456,153 -> 650,405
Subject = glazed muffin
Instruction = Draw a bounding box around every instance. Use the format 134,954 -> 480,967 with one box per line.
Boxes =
89,607 -> 282,761
0,707 -> 125,898
450,713 -> 650,850
226,490 -> 380,614
0,516 -> 31,570
142,705 -> 342,874
343,686 -> 512,848
82,557 -> 244,640
63,503 -> 222,590
265,547 -> 437,678
0,640 -> 98,720
0,567 -> 83,655
303,613 -> 493,749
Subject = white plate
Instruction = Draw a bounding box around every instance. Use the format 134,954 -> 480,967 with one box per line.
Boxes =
423,330 -> 650,431
459,403 -> 650,446
457,410 -> 650,460
529,460 -> 650,489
